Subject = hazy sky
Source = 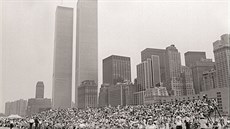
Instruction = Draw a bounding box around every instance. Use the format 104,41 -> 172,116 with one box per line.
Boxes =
0,0 -> 229,113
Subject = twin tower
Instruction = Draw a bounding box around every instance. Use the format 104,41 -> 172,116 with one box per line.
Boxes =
52,0 -> 98,109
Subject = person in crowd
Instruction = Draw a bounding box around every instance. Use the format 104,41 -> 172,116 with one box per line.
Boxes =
175,115 -> 182,129
212,121 -> 219,129
147,119 -> 158,129
9,120 -> 14,129
29,118 -> 34,129
223,118 -> 230,129
34,117 -> 39,129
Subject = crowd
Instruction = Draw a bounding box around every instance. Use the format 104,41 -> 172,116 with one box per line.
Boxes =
1,98 -> 230,129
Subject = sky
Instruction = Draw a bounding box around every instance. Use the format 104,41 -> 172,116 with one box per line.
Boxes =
0,0 -> 229,113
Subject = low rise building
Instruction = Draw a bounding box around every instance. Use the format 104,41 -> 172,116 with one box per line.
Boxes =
5,99 -> 27,117
108,82 -> 134,107
144,86 -> 169,105
26,98 -> 51,116
159,87 -> 229,114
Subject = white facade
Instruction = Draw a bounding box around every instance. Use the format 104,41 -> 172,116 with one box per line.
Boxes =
136,55 -> 161,90
213,34 -> 230,88
165,45 -> 183,96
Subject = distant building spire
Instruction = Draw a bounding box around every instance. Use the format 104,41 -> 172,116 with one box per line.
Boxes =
36,81 -> 44,98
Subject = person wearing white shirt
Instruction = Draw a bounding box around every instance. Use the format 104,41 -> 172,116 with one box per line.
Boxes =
175,116 -> 182,129
146,119 -> 157,129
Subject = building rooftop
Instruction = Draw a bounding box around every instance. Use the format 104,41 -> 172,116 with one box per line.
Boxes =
103,55 -> 130,61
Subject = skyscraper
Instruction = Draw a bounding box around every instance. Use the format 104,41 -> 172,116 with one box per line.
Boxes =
52,6 -> 73,109
213,34 -> 230,88
191,59 -> 215,94
36,81 -> 44,99
75,0 -> 98,108
78,80 -> 98,109
184,51 -> 206,67
135,55 -> 161,105
151,55 -> 161,85
181,66 -> 195,96
165,45 -> 182,96
103,55 -> 131,85
202,69 -> 217,91
98,83 -> 110,107
136,55 -> 161,90
136,60 -> 150,90
141,48 -> 166,83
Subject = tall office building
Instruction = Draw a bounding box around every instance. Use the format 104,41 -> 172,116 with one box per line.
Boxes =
165,45 -> 183,96
213,34 -> 230,116
181,66 -> 195,96
135,55 -> 161,105
184,51 -> 206,67
98,83 -> 110,107
78,80 -> 98,109
75,0 -> 98,108
136,55 -> 161,90
151,55 -> 161,85
103,55 -> 131,85
137,60 -> 151,91
191,59 -> 215,94
36,81 -> 44,98
27,82 -> 51,115
52,6 -> 73,109
202,69 -> 217,91
213,34 -> 230,88
141,48 -> 167,83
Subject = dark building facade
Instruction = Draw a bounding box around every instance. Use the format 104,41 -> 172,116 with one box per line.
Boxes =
202,69 -> 217,91
141,48 -> 167,83
98,83 -> 110,107
184,51 -> 206,67
5,99 -> 27,117
181,66 -> 195,96
52,6 -> 73,109
103,55 -> 131,85
191,59 -> 215,94
108,83 -> 134,107
27,98 -> 51,116
78,80 -> 98,109
36,81 -> 44,99
75,0 -> 98,108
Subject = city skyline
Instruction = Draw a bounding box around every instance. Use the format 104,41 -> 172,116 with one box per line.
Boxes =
1,0 -> 229,113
